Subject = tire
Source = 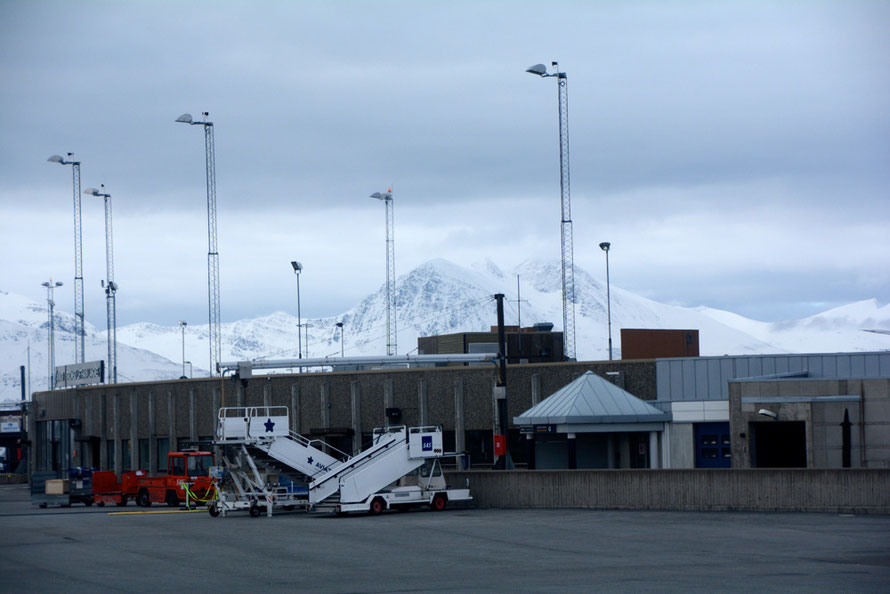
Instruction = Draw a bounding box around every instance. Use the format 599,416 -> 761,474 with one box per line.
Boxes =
39,503 -> 47,509
165,491 -> 180,508
369,497 -> 386,515
137,489 -> 151,507
431,493 -> 447,512
97,501 -> 106,508
208,502 -> 221,518
84,499 -> 94,507
249,503 -> 262,518
117,495 -> 128,507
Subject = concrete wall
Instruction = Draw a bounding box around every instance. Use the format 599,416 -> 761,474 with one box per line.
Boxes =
665,423 -> 695,468
447,469 -> 890,514
729,378 -> 890,469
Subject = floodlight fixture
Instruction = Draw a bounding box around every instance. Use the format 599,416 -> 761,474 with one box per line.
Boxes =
525,63 -> 548,77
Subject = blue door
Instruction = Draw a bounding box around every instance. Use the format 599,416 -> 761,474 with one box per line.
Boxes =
695,422 -> 731,468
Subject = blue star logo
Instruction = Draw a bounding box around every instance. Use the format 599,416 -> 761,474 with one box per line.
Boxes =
264,418 -> 275,432
307,456 -> 314,465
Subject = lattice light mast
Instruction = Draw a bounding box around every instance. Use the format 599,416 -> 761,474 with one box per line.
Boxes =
41,279 -> 63,390
370,190 -> 397,356
176,112 -> 222,376
48,153 -> 85,363
526,61 -> 576,360
291,261 -> 303,361
85,186 -> 117,384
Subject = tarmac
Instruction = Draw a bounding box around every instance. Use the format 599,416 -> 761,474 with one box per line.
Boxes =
0,483 -> 888,592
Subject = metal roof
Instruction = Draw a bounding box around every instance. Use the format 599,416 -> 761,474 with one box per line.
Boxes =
514,371 -> 671,425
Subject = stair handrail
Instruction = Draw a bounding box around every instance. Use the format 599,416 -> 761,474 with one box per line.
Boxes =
310,427 -> 408,490
286,430 -> 350,461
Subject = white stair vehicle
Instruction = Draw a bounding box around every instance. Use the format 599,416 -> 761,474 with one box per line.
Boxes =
215,406 -> 471,516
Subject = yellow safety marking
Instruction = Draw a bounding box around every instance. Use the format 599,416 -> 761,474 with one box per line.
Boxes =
108,509 -> 206,515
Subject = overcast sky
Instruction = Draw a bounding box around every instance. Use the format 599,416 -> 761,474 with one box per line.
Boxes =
1,0 -> 888,330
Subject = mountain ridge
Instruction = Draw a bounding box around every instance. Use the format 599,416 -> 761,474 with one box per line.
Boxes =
2,260 -> 888,397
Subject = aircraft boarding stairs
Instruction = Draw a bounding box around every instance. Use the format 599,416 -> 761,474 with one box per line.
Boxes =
217,407 -> 446,507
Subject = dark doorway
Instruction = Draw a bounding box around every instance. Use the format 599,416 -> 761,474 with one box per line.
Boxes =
751,421 -> 806,468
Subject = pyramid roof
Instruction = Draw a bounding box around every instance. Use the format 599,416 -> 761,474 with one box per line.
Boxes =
514,371 -> 670,425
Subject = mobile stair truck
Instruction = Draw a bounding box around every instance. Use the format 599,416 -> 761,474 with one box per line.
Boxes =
213,406 -> 471,517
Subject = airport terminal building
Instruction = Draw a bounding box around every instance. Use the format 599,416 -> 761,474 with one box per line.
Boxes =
26,349 -> 890,478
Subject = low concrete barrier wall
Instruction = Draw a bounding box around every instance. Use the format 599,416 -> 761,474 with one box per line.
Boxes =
447,469 -> 890,514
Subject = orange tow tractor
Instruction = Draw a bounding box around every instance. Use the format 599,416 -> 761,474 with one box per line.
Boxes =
129,450 -> 216,508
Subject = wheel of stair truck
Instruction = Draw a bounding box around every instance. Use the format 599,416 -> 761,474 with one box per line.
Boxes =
431,493 -> 447,512
208,502 -> 221,518
249,502 -> 262,518
369,497 -> 386,515
137,489 -> 151,507
165,490 -> 180,507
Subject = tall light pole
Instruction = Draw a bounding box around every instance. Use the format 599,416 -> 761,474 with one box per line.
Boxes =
526,61 -> 576,361
370,189 -> 397,356
290,261 -> 303,360
48,153 -> 85,364
85,185 -> 117,384
599,242 -> 613,361
336,322 -> 344,357
178,320 -> 187,378
41,280 -> 63,390
176,112 -> 222,376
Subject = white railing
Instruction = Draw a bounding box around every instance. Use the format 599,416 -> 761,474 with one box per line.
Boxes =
217,406 -> 289,440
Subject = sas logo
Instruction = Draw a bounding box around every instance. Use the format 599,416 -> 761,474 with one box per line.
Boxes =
422,436 -> 432,451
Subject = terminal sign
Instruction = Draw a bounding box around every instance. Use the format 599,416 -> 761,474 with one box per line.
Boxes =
54,360 -> 105,388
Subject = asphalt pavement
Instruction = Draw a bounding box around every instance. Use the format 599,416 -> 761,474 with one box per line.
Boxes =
0,483 -> 888,592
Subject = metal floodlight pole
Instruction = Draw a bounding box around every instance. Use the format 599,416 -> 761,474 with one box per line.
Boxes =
291,261 -> 303,360
526,61 -> 576,361
599,242 -> 613,361
85,185 -> 117,384
48,154 -> 85,363
178,321 -> 187,377
41,280 -> 63,390
336,322 -> 344,357
176,112 -> 222,376
370,190 -> 397,355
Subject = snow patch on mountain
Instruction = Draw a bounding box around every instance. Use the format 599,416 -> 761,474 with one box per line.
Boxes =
2,259 -> 887,398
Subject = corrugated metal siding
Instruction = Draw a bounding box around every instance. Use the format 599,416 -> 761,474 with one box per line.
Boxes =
437,334 -> 465,354
656,352 -> 890,402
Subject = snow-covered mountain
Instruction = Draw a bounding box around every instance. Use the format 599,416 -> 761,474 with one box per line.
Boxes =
2,259 -> 888,398
0,290 -> 186,396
